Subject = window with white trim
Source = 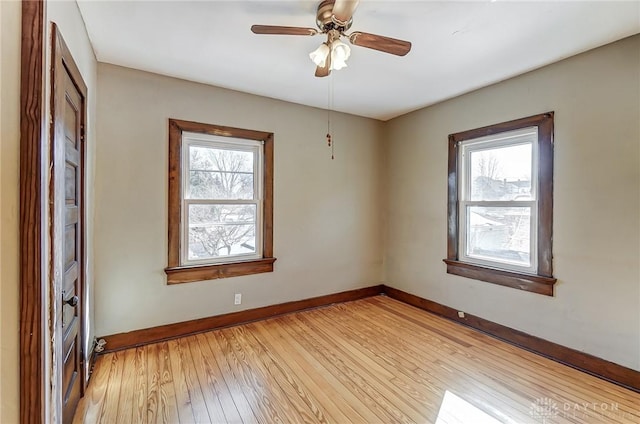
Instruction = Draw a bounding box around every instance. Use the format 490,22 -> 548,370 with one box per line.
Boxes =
445,113 -> 556,296
458,127 -> 538,274
182,132 -> 263,265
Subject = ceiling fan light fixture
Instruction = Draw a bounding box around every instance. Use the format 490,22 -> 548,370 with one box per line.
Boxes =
310,42 -> 331,67
330,39 -> 351,70
254,0 -> 411,77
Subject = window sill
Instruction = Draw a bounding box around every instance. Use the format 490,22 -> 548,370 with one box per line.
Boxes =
165,257 -> 277,284
443,259 -> 556,296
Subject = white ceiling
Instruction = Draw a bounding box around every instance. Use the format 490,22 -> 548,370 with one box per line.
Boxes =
76,0 -> 640,121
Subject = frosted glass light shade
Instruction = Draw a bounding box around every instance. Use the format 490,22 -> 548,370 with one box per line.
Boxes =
330,39 -> 351,70
309,43 -> 330,67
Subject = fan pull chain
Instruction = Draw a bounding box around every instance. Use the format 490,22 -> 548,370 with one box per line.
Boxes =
326,108 -> 331,147
327,72 -> 335,160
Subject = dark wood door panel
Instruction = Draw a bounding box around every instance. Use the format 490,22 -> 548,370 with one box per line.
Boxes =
64,164 -> 76,203
64,224 -> 76,270
64,263 -> 78,290
64,105 -> 77,143
61,87 -> 82,422
65,206 -> 78,226
65,143 -> 79,167
52,24 -> 87,424
63,266 -> 78,296
62,317 -> 79,362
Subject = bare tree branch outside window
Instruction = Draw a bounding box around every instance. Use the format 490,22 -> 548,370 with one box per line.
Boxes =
187,146 -> 257,260
478,154 -> 502,181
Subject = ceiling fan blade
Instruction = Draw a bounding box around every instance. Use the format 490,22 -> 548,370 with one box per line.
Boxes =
251,25 -> 318,36
315,64 -> 331,78
332,0 -> 359,25
315,46 -> 332,77
349,31 -> 412,56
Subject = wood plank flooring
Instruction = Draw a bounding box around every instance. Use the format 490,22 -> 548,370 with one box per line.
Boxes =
74,296 -> 640,423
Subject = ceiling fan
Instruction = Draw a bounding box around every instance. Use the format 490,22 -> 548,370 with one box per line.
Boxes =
251,0 -> 412,77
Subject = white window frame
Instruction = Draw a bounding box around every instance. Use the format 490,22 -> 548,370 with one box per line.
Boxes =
458,127 -> 539,274
180,131 -> 264,266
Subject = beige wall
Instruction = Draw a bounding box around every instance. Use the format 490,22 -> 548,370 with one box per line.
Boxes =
384,35 -> 640,371
0,1 -> 21,422
0,1 -> 97,422
94,64 -> 384,337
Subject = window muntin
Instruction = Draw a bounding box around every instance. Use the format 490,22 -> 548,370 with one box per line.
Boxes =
458,127 -> 538,274
181,132 -> 264,266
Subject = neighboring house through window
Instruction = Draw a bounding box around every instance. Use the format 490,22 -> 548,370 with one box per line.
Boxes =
444,113 -> 556,295
165,119 -> 275,284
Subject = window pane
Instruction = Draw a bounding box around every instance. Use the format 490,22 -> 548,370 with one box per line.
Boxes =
470,143 -> 532,201
466,206 -> 531,267
188,204 -> 256,260
190,146 -> 253,172
188,171 -> 253,199
188,146 -> 254,200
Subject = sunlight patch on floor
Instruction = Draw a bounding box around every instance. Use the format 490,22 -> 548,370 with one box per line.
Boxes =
436,390 -> 504,424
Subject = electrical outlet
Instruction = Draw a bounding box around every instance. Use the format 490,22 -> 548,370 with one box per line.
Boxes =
234,293 -> 242,305
457,311 -> 465,318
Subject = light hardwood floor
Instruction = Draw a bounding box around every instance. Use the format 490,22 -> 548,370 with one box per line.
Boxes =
74,296 -> 640,423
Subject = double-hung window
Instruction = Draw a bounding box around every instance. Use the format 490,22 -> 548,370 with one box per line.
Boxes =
183,133 -> 263,265
459,127 -> 538,273
166,119 -> 275,284
445,113 -> 556,295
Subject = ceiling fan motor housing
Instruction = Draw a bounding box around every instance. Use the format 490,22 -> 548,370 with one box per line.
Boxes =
316,0 -> 353,32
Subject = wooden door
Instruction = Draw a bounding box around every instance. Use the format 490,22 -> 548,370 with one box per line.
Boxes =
51,24 -> 88,424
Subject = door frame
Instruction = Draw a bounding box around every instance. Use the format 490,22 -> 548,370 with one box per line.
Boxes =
20,1 -> 47,422
20,1 -> 89,423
